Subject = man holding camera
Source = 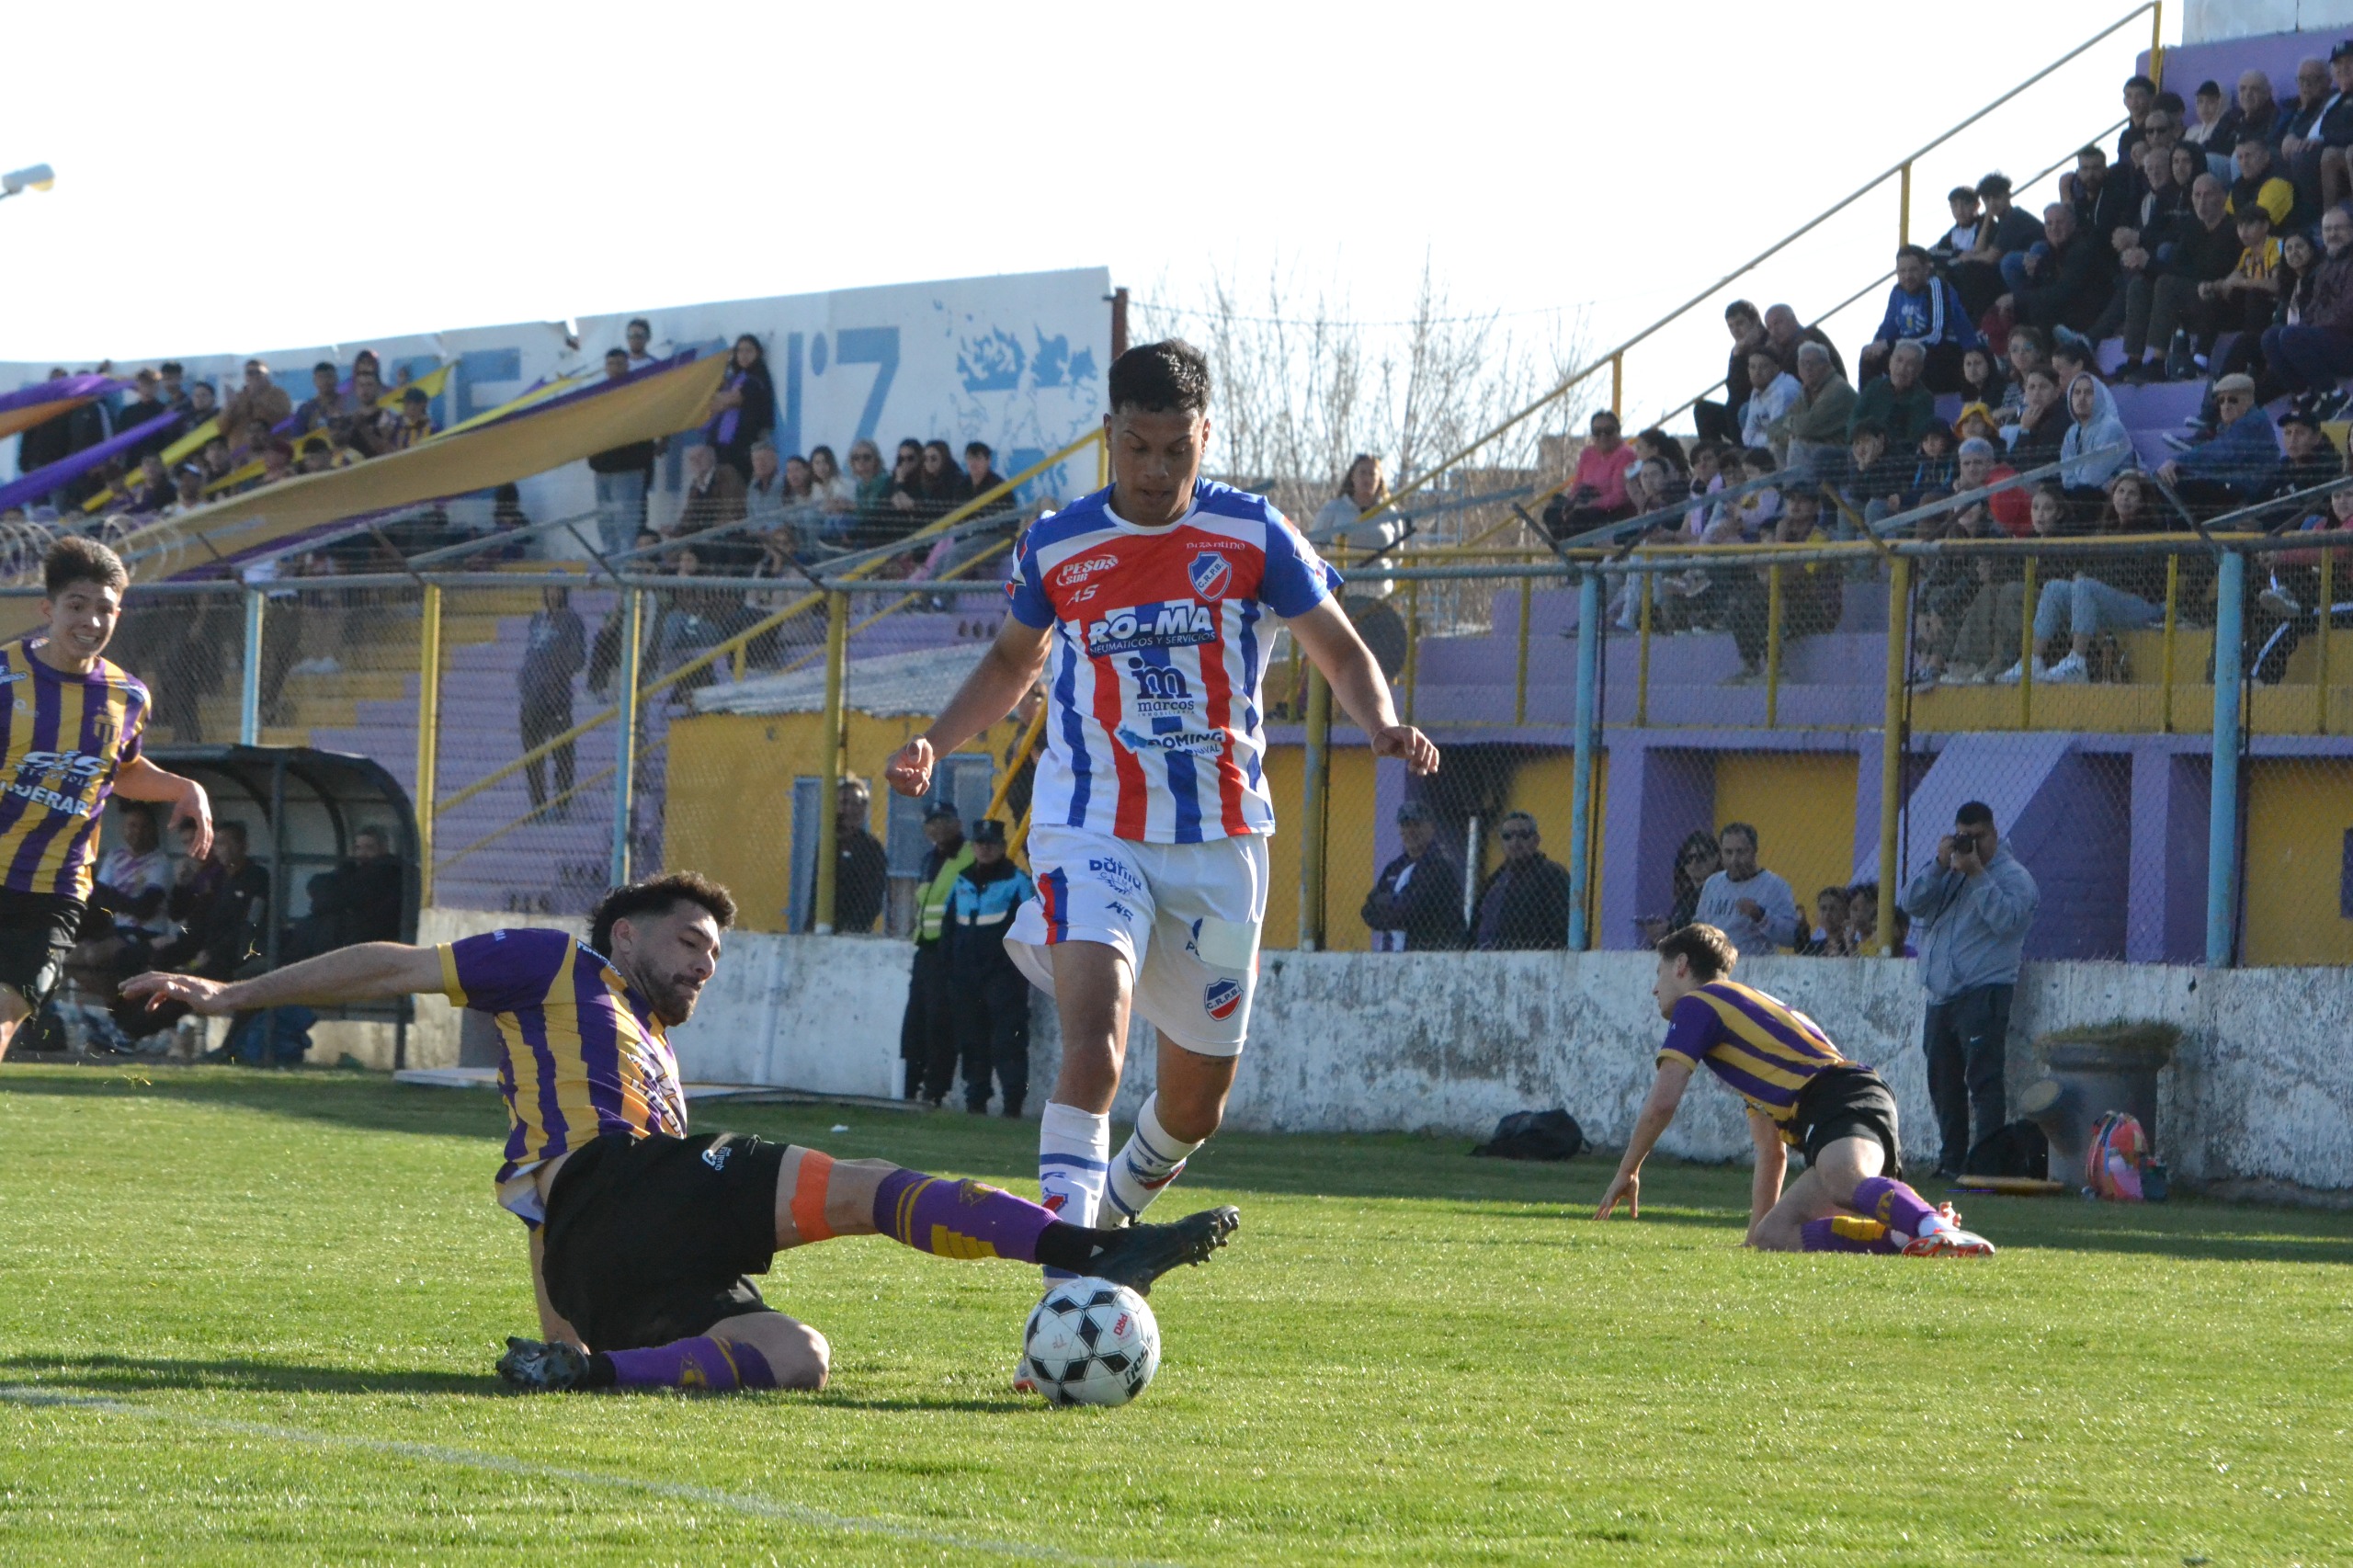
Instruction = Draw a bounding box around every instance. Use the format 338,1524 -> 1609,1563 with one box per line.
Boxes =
1899,801 -> 2040,1177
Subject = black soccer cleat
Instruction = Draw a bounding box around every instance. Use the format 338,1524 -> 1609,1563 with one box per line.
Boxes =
1086,1205 -> 1239,1296
496,1335 -> 592,1392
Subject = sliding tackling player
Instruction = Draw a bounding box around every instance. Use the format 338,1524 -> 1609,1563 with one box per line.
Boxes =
1596,923 -> 1995,1256
126,872 -> 1236,1392
0,538 -> 212,1059
885,339 -> 1438,1387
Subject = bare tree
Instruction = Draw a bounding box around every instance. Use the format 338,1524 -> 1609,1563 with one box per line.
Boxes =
1134,255 -> 1594,540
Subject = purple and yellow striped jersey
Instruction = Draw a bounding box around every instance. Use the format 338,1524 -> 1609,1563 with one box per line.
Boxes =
1655,980 -> 1848,1144
0,638 -> 150,901
439,927 -> 689,1219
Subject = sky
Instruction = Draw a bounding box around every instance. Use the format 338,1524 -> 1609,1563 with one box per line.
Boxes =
4,0 -> 2178,437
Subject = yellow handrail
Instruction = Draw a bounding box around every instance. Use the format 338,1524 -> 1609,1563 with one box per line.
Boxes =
433,427 -> 1103,820
1365,6 -> 2156,517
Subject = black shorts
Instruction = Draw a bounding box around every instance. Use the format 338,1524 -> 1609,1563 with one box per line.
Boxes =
540,1131 -> 789,1352
0,889 -> 87,1013
1791,1063 -> 1904,1176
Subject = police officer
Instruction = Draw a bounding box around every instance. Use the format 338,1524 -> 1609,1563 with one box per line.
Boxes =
898,801 -> 971,1103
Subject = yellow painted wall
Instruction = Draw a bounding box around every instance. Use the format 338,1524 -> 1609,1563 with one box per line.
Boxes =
1711,753 -> 1860,927
2243,760 -> 2353,966
1260,743 -> 1379,952
662,710 -> 1017,933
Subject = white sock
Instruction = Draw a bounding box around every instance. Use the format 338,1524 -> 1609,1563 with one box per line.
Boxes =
1038,1100 -> 1111,1280
1104,1093 -> 1205,1224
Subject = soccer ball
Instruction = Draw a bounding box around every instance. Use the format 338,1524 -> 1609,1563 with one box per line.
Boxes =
1021,1278 -> 1159,1406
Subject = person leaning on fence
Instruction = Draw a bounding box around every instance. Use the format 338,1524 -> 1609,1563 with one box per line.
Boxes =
823,778 -> 889,937
1692,822 -> 1799,954
519,585 -> 585,820
1633,830 -> 1722,948
899,801 -> 972,1105
1900,801 -> 2040,1178
1471,812 -> 1570,951
1361,800 -> 1466,952
1719,488 -> 1840,686
944,819 -> 1035,1117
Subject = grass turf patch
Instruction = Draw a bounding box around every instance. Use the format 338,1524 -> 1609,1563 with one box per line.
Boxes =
2,1061 -> 2348,1564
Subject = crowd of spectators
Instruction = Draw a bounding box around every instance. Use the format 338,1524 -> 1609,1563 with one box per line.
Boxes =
1531,62 -> 2353,689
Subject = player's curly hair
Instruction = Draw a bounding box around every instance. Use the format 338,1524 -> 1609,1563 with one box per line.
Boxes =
1655,922 -> 1738,982
590,870 -> 737,957
44,536 -> 128,597
1108,339 -> 1211,416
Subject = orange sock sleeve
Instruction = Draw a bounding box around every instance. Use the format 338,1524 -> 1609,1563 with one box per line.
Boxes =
790,1150 -> 837,1243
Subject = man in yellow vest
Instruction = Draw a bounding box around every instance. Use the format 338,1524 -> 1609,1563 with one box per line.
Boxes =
898,801 -> 973,1103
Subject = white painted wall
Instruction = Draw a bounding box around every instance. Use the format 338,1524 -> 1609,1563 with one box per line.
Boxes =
2186,0 -> 2353,41
344,916 -> 2353,1199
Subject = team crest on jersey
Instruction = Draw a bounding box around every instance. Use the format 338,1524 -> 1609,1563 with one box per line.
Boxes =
1203,978 -> 1243,1020
1188,552 -> 1233,601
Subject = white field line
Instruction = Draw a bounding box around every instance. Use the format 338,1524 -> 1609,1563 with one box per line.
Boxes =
0,1385 -> 1181,1566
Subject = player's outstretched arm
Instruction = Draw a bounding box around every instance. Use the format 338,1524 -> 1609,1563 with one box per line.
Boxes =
1284,598 -> 1438,777
885,616 -> 1052,797
119,941 -> 448,1016
1595,1060 -> 1693,1221
1745,1109 -> 1789,1240
112,756 -> 214,860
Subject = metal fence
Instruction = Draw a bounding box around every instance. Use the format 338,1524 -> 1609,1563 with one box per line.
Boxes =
17,507 -> 2351,971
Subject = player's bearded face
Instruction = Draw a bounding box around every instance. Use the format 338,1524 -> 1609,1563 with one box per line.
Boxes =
625,912 -> 721,1025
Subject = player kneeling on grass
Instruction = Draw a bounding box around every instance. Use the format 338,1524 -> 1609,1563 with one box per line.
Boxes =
1594,923 -> 1995,1256
122,871 -> 1237,1394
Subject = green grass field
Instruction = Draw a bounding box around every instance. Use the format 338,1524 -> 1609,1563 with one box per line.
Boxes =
2,1062 -> 2349,1565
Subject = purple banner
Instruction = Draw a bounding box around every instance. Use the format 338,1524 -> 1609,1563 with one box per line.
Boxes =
0,405 -> 179,514
0,373 -> 124,418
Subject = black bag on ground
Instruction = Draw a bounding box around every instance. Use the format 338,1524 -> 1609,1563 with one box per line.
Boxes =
1472,1108 -> 1586,1161
1963,1119 -> 2050,1179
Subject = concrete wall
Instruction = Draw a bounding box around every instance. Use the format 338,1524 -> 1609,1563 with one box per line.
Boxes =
632,927 -> 2353,1198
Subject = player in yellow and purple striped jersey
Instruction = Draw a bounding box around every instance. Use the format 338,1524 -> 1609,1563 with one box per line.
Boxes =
125,870 -> 1238,1394
1595,923 -> 1995,1257
0,539 -> 212,1060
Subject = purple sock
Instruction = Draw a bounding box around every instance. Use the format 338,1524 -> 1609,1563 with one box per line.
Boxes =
1852,1176 -> 1942,1239
872,1168 -> 1056,1263
596,1335 -> 775,1392
1802,1216 -> 1903,1254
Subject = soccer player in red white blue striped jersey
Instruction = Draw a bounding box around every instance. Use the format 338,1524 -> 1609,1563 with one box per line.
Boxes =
889,342 -> 1440,1366
0,539 -> 212,1060
126,872 -> 1238,1393
1596,923 -> 1995,1256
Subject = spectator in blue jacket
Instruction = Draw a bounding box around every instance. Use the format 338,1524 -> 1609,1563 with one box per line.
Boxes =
2157,372 -> 2280,514
1859,246 -> 1980,393
945,819 -> 1036,1116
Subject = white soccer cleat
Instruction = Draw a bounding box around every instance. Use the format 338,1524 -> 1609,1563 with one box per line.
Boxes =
1902,1223 -> 1996,1257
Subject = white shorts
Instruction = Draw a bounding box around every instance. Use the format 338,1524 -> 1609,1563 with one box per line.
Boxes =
1006,824 -> 1267,1058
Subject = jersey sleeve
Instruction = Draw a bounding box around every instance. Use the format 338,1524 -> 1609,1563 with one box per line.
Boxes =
1259,510 -> 1342,617
117,682 -> 148,767
440,927 -> 571,1011
1655,993 -> 1725,1069
1005,526 -> 1056,629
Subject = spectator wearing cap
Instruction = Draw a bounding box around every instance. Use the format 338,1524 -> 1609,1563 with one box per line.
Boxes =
1859,246 -> 1979,392
1928,186 -> 1984,273
1471,812 -> 1571,950
944,819 -> 1035,1117
2182,79 -> 2228,155
2271,408 -> 2338,498
1849,340 -> 1938,447
2158,373 -> 2280,513
899,801 -> 972,1105
1691,822 -> 1801,952
1360,800 -> 1466,951
1951,173 -> 2047,319
2263,202 -> 2353,394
